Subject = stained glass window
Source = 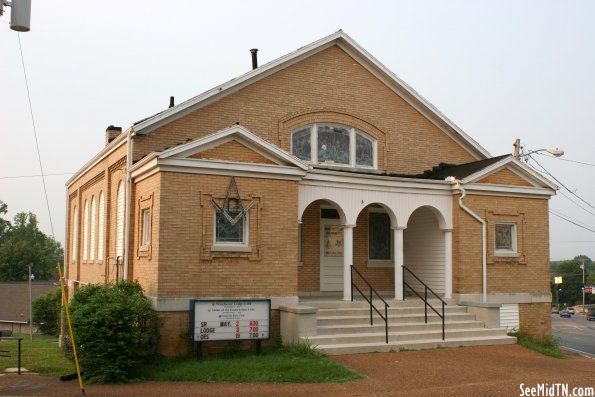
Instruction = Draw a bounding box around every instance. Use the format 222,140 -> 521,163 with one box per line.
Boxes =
216,209 -> 245,243
356,133 -> 373,166
292,128 -> 311,161
369,212 -> 391,260
495,223 -> 515,251
317,125 -> 350,164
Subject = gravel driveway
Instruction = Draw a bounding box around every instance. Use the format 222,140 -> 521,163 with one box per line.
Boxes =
1,345 -> 593,397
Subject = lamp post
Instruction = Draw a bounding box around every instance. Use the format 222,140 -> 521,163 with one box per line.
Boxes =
28,266 -> 34,341
581,261 -> 585,313
517,147 -> 565,161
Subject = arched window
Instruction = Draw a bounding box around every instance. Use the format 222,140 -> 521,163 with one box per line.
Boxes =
291,124 -> 376,168
90,196 -> 96,261
82,200 -> 89,261
98,191 -> 105,261
116,182 -> 125,260
72,206 -> 78,262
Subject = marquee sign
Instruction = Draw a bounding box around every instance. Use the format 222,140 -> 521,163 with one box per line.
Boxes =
189,299 -> 271,342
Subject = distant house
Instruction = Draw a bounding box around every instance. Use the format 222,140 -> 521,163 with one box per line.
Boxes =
0,281 -> 58,324
65,31 -> 555,356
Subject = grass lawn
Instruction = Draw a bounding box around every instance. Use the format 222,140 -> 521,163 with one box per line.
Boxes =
138,344 -> 363,383
508,330 -> 565,359
0,334 -> 74,376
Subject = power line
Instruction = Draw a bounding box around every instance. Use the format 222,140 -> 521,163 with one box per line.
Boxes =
550,208 -> 595,230
528,155 -> 595,211
549,211 -> 595,234
558,191 -> 595,218
0,172 -> 75,180
536,152 -> 595,167
17,33 -> 55,238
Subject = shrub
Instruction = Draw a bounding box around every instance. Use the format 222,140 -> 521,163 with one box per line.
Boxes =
32,288 -> 61,335
68,281 -> 159,383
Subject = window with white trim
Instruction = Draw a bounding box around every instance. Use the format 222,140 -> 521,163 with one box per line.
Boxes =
495,223 -> 517,254
214,208 -> 248,246
98,192 -> 105,261
140,208 -> 151,248
82,200 -> 89,261
291,124 -> 376,168
116,182 -> 125,259
368,209 -> 392,262
71,206 -> 78,262
89,196 -> 96,261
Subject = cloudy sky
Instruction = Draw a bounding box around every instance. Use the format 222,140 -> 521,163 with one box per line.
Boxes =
1,1 -> 594,260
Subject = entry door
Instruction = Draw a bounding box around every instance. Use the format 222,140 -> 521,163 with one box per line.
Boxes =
320,219 -> 344,291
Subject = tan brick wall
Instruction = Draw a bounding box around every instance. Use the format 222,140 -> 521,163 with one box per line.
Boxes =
130,173 -> 161,296
477,168 -> 532,186
519,302 -> 551,339
452,194 -> 550,295
133,45 -> 477,174
66,142 -> 128,286
191,140 -> 275,164
155,172 -> 298,297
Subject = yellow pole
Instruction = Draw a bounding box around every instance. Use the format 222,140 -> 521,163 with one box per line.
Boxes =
57,262 -> 86,395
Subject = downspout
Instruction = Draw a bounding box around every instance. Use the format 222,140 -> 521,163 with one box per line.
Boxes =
123,129 -> 132,280
449,178 -> 487,303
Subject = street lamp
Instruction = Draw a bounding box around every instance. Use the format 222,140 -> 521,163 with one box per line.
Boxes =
29,266 -> 34,341
513,139 -> 564,160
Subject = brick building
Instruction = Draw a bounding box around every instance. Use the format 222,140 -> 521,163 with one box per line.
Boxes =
65,31 -> 556,356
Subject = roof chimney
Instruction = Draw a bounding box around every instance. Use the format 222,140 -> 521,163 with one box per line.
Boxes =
169,96 -> 175,108
105,125 -> 122,146
250,48 -> 258,70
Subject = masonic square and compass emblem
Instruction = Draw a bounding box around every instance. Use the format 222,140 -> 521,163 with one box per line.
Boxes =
211,177 -> 255,226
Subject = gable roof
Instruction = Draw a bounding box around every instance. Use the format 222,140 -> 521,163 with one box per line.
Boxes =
425,154 -> 558,190
158,124 -> 309,170
131,31 -> 491,160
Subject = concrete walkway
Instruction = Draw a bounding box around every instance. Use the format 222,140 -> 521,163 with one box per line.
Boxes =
0,345 -> 593,397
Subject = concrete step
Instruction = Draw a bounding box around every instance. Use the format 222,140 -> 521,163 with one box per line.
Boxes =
305,328 -> 507,345
310,335 -> 517,355
317,312 -> 476,326
303,299 -> 450,309
315,320 -> 485,335
316,305 -> 466,317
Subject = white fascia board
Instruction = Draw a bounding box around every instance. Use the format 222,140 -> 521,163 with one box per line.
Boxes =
158,125 -> 308,170
463,183 -> 555,198
462,157 -> 558,190
160,158 -> 306,180
131,31 -> 491,160
66,131 -> 129,188
303,170 -> 452,194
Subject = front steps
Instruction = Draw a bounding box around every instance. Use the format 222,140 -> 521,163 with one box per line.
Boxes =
300,298 -> 516,355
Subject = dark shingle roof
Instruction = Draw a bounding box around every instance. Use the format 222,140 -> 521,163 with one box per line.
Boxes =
422,155 -> 510,180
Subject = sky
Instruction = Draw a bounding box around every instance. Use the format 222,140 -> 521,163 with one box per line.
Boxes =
0,1 -> 594,261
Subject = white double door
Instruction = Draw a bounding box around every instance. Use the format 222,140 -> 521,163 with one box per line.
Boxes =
320,219 -> 344,291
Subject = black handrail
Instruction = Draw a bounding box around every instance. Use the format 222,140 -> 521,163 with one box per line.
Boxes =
402,265 -> 447,340
350,265 -> 390,344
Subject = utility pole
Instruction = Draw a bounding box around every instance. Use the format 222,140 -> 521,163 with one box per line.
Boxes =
581,260 -> 586,313
28,265 -> 34,341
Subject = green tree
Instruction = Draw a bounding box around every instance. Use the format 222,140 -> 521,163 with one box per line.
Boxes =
0,200 -> 11,244
32,288 -> 62,335
0,208 -> 63,281
552,255 -> 592,306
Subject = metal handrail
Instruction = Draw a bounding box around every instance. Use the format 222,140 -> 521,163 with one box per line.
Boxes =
350,265 -> 390,344
402,265 -> 447,340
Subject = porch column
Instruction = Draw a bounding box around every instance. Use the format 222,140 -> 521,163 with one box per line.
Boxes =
343,224 -> 355,301
444,229 -> 453,299
393,226 -> 406,300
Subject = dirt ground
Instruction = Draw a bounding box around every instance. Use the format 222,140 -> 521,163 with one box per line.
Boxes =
0,345 -> 593,397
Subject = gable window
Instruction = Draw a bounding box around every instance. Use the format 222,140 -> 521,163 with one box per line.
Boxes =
291,124 -> 376,169
368,210 -> 392,262
495,223 -> 517,254
140,208 -> 151,248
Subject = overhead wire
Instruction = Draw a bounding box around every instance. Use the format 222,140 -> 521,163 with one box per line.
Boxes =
527,154 -> 595,211
535,151 -> 595,167
17,32 -> 55,237
549,211 -> 595,234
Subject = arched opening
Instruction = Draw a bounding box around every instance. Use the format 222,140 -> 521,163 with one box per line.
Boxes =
404,206 -> 446,295
298,199 -> 347,293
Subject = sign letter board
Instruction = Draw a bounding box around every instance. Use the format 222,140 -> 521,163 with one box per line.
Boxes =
189,299 -> 271,342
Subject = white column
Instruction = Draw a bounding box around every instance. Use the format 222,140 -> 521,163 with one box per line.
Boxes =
393,226 -> 406,300
343,224 -> 355,301
444,229 -> 453,300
